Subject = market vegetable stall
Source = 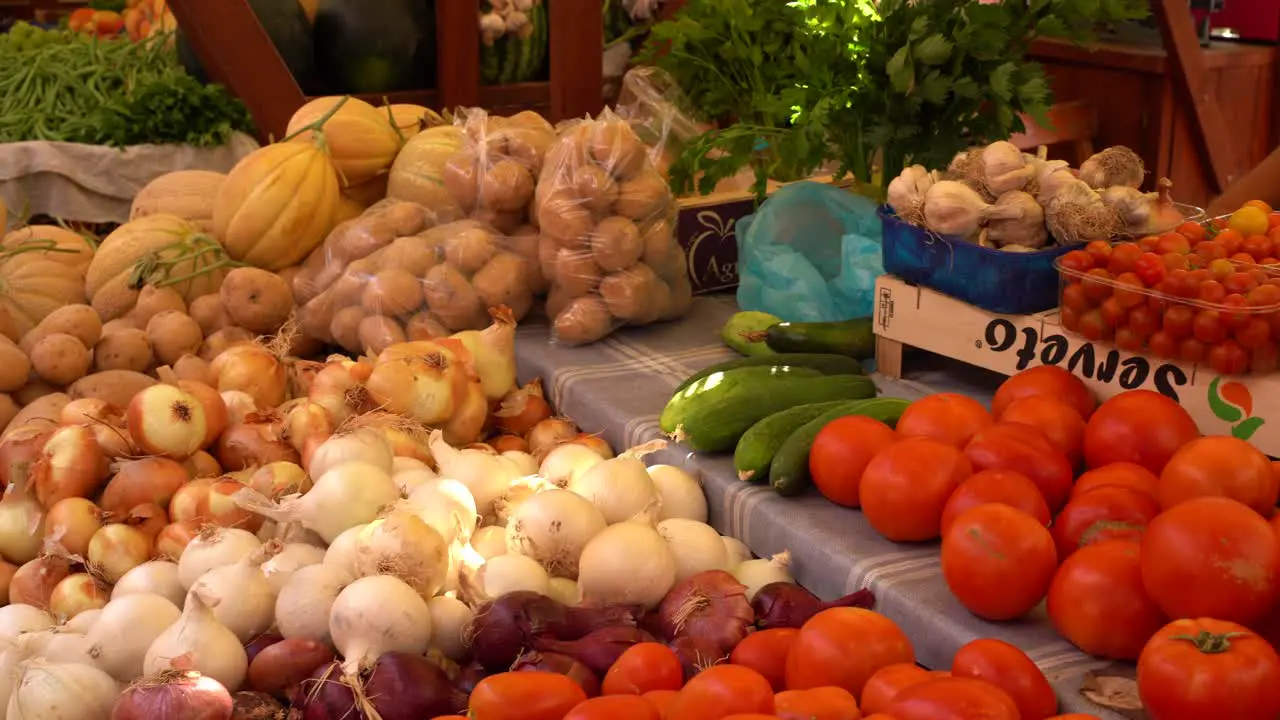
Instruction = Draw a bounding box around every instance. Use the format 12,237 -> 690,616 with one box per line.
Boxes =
513,294 -> 1127,719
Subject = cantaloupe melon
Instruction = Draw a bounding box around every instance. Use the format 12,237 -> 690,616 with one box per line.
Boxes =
287,96 -> 402,187
387,125 -> 465,216
130,170 -> 226,232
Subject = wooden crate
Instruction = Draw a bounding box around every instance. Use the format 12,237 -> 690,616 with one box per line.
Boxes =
874,274 -> 1279,452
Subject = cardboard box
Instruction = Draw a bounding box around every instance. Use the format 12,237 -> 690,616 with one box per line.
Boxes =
873,274 -> 1280,453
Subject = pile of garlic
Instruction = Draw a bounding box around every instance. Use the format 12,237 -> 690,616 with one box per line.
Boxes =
887,142 -> 1176,252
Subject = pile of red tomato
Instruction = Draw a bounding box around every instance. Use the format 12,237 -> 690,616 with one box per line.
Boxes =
806,365 -> 1280,719
451,618 -> 1095,720
1056,205 -> 1280,375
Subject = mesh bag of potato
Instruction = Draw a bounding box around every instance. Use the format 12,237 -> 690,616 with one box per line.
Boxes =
536,109 -> 692,345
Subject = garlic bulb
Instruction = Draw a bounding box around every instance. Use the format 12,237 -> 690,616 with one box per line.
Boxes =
1045,180 -> 1120,245
1079,146 -> 1145,190
987,191 -> 1048,249
981,141 -> 1035,195
923,181 -> 992,238
1101,185 -> 1159,232
887,165 -> 937,225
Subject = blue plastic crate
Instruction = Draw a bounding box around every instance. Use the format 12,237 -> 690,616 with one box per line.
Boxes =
879,206 -> 1071,315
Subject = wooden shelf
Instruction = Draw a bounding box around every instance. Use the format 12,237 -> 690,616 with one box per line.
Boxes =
165,0 -> 603,143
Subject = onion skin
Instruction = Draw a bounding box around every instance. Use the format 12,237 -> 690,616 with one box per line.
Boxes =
656,570 -> 754,655
231,691 -> 286,720
511,651 -> 600,697
155,519 -> 202,560
364,651 -> 454,720
294,661 -> 362,720
101,457 -> 190,516
525,418 -> 578,458
125,503 -> 169,541
112,670 -> 234,720
9,555 -> 69,607
216,414 -> 300,471
467,591 -> 644,671
247,637 -> 335,698
532,626 -> 657,677
493,380 -> 552,436
750,582 -> 875,630
0,427 -> 49,488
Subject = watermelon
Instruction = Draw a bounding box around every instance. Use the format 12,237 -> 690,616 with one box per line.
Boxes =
312,0 -> 435,94
480,2 -> 548,86
177,0 -> 318,94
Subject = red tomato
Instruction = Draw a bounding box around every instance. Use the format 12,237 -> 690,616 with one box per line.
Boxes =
964,422 -> 1074,512
997,396 -> 1085,466
1045,715 -> 1104,720
1161,304 -> 1194,337
1061,282 -> 1091,313
785,608 -> 915,698
1127,305 -> 1161,335
1076,309 -> 1111,341
1084,240 -> 1113,266
1071,462 -> 1159,501
1051,486 -> 1160,561
604,643 -> 684,695
1158,436 -> 1277,515
1108,243 -> 1144,274
1174,222 -> 1204,244
895,394 -> 994,449
860,664 -> 938,715
1112,272 -> 1146,308
886,677 -> 1020,720
1179,337 -> 1207,363
667,665 -> 776,720
860,437 -> 972,542
1234,317 -> 1272,348
1243,236 -> 1275,263
1192,308 -> 1228,343
566,695 -> 662,720
1208,339 -> 1251,374
729,629 -> 799,693
941,504 -> 1058,621
1137,618 -> 1280,720
939,469 -> 1051,535
1113,326 -> 1146,352
992,365 -> 1096,421
1254,341 -> 1280,372
809,416 -> 899,508
774,687 -> 861,720
1059,250 -> 1095,274
1195,240 -> 1229,261
1134,252 -> 1166,287
950,639 -> 1057,720
1082,390 -> 1200,474
1140,496 -> 1280,626
642,690 -> 678,717
470,672 -> 589,720
1046,539 -> 1166,661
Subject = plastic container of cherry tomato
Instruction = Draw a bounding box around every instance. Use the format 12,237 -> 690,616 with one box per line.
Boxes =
880,207 -> 1072,315
1054,242 -> 1280,375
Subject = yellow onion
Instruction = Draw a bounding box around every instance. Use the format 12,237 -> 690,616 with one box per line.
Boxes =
211,344 -> 288,409
366,340 -> 474,426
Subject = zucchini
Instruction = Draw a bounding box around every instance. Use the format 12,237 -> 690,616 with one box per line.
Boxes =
660,365 -> 824,434
673,354 -> 864,396
765,318 -> 876,359
733,401 -> 848,483
770,397 -> 912,497
673,375 -> 878,453
721,311 -> 781,356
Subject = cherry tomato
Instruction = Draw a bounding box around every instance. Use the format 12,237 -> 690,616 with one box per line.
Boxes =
1191,309 -> 1227,343
729,629 -> 799,692
1197,279 -> 1228,303
1247,199 -> 1276,213
1076,310 -> 1110,342
1107,243 -> 1143,274
1174,222 -> 1204,243
774,687 -> 861,720
1112,272 -> 1147,309
1232,252 -> 1258,264
1059,249 -> 1095,274
668,665 -> 776,720
604,643 -> 684,695
1243,235 -> 1275,261
1060,282 -> 1091,312
1097,297 -> 1125,329
1114,326 -> 1145,352
1156,232 -> 1192,254
1264,256 -> 1280,265
939,469 -> 1052,535
1137,618 -> 1280,720
941,504 -> 1057,620
1126,305 -> 1160,335
1081,269 -> 1114,302
1253,342 -> 1280,372
1226,271 -> 1262,295
565,695 -> 661,720
1161,252 -> 1189,271
1209,339 -> 1250,374
1047,539 -> 1166,661
470,672 -> 590,720
1133,252 -> 1166,286
1146,330 -> 1178,358
1179,338 -> 1208,363
1059,306 -> 1081,332
1248,283 -> 1280,307
1084,241 -> 1112,267
1195,240 -> 1228,261
1220,294 -> 1251,329
951,639 -> 1057,720
1160,305 -> 1194,338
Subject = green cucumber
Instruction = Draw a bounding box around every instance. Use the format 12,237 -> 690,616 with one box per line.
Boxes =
673,375 -> 878,453
673,354 -> 864,396
764,318 -> 876,359
733,401 -> 848,483
770,397 -> 912,497
721,311 -> 781,356
660,366 -> 824,434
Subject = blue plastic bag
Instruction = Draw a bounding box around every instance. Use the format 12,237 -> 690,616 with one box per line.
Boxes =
736,181 -> 884,322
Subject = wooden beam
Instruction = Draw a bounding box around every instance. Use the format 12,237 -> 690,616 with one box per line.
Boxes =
436,0 -> 480,110
549,0 -> 603,120
1152,0 -> 1238,192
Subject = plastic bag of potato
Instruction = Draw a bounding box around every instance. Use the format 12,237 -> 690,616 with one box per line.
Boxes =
535,109 -> 692,345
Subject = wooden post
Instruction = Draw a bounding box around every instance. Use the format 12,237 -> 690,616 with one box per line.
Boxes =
436,0 -> 481,109
549,0 -> 603,120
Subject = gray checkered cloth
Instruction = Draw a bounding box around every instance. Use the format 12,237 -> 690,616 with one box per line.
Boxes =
514,294 -> 1124,718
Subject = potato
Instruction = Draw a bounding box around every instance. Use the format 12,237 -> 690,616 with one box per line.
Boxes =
553,296 -> 614,345
443,150 -> 481,213
537,235 -> 560,286
331,219 -> 397,265
172,354 -> 215,386
481,160 -> 535,212
589,121 -> 648,180
641,217 -> 678,271
358,315 -> 406,355
277,266 -> 301,291
504,126 -> 556,173
220,267 -> 294,333
15,380 -> 58,406
663,272 -> 695,320
545,285 -> 574,320
384,201 -> 429,236
361,269 -> 423,316
69,371 -> 155,409
287,332 -> 324,359
423,265 -> 486,331
290,263 -> 325,305
0,336 -> 31,392
639,279 -> 671,325
544,124 -> 593,175
472,253 -> 533,319
101,318 -> 137,335
473,208 -> 525,235
5,393 -> 69,438
187,294 -> 226,335
131,285 -> 186,326
372,237 -> 440,277
298,290 -> 338,343
147,311 -> 204,366
615,171 -> 672,220
200,327 -> 254,362
0,394 -> 18,435
574,165 -> 620,216
21,305 -> 102,354
537,191 -> 593,244
329,266 -> 370,308
94,329 -> 153,373
405,312 -> 450,341
590,216 -> 644,272
329,306 -> 366,352
506,229 -> 548,294
444,228 -> 499,275
31,333 -> 91,385
554,248 -> 603,298
599,264 -> 659,322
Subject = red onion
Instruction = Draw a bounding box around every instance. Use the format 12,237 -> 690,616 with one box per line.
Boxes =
294,662 -> 363,720
244,633 -> 283,665
751,582 -> 875,630
657,570 -> 754,654
449,662 -> 489,714
231,691 -> 286,720
512,651 -> 601,697
363,652 -> 453,720
468,591 -> 643,670
669,635 -> 727,681
112,670 -> 233,720
533,626 -> 656,677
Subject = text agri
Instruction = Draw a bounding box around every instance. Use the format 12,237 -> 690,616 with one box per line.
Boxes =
983,319 -> 1188,401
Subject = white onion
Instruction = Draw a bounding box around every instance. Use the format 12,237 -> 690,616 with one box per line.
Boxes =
63,610 -> 99,635
391,457 -> 429,475
403,479 -> 478,545
0,640 -> 29,711
261,543 -> 326,593
323,524 -> 365,579
7,659 -> 118,719
502,451 -> 538,475
0,606 -> 54,643
40,632 -> 92,665
429,431 -> 523,517
190,559 -> 277,643
426,596 -> 473,661
276,563 -> 350,645
353,511 -> 449,599
0,485 -> 46,566
539,444 -> 602,486
85,593 -> 180,681
506,489 -> 605,579
144,590 -> 247,691
178,527 -> 262,590
461,553 -> 549,605
648,464 -> 708,523
723,536 -> 752,570
469,526 -> 507,560
309,429 -> 394,479
492,475 -> 554,527
577,521 -> 676,608
112,561 -> 184,608
547,577 -> 579,606
568,453 -> 659,524
657,518 -> 729,581
240,461 -> 398,544
392,467 -> 437,497
734,550 -> 794,601
330,575 -> 432,673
